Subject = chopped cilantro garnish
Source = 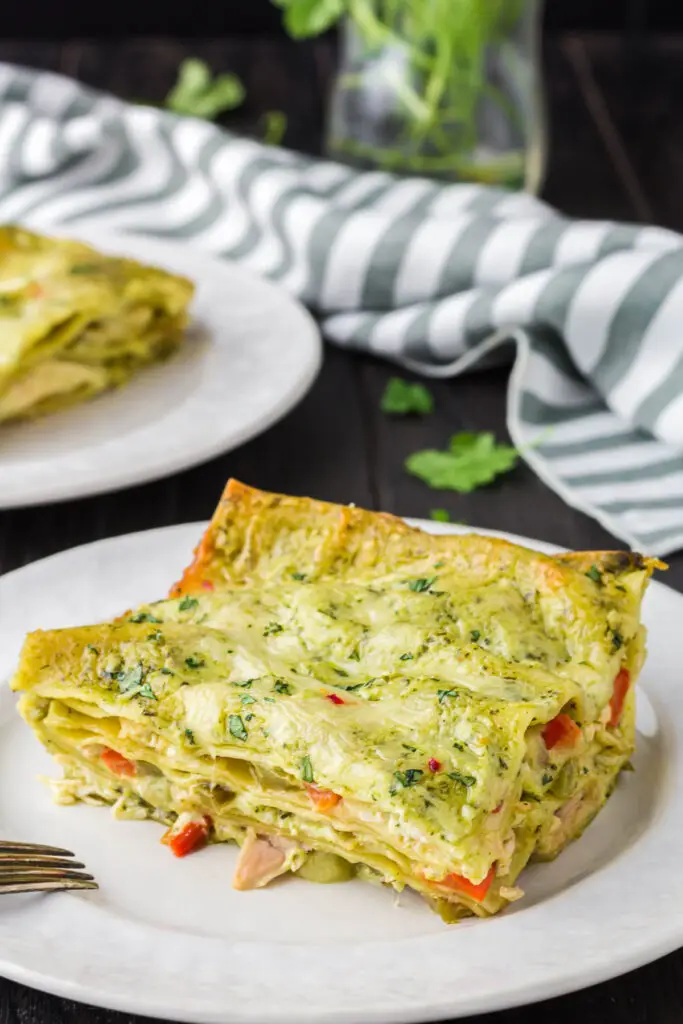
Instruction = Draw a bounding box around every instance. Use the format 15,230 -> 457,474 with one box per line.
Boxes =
129,611 -> 161,624
433,561 -> 445,569
437,688 -> 459,703
381,377 -> 434,416
184,729 -> 195,744
291,572 -> 307,581
160,667 -> 174,675
274,681 -> 291,695
430,509 -> 451,523
448,770 -> 475,787
585,565 -> 602,584
470,629 -> 481,642
117,665 -> 143,693
245,713 -> 254,722
333,667 -> 348,677
301,755 -> 314,783
240,694 -> 256,705
402,744 -> 418,752
86,644 -> 99,654
116,665 -> 156,701
263,622 -> 283,637
232,679 -> 254,688
185,656 -> 205,669
399,653 -> 414,661
349,649 -> 361,662
390,768 -> 424,793
407,577 -> 437,593
228,714 -> 248,741
263,696 -> 276,703
147,631 -> 163,642
612,630 -> 624,651
178,596 -> 199,612
541,772 -> 553,786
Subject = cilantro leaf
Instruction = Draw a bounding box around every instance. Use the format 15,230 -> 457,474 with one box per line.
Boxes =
165,59 -> 245,121
390,768 -> 424,794
228,714 -> 248,742
430,508 -> 451,522
117,665 -> 143,695
407,577 -> 437,593
381,377 -> 434,416
262,110 -> 287,146
263,622 -> 283,637
272,0 -> 345,39
448,770 -> 476,788
117,664 -> 155,700
185,656 -> 205,669
585,565 -> 602,584
406,432 -> 519,493
178,596 -> 198,612
129,611 -> 161,624
274,681 -> 291,695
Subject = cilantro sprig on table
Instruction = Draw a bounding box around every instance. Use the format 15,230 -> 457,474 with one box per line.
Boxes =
406,432 -> 519,493
381,378 -> 434,416
165,59 -> 246,120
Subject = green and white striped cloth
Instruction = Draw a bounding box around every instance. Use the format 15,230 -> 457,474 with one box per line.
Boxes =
2,63 -> 683,554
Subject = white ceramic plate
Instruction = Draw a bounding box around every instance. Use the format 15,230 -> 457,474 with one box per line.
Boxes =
0,520 -> 680,1024
0,226 -> 321,507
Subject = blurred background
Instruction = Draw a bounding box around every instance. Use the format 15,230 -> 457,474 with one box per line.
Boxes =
3,0 -> 683,36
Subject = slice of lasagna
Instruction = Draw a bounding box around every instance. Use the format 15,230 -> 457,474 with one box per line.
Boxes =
0,226 -> 193,422
12,481 -> 662,920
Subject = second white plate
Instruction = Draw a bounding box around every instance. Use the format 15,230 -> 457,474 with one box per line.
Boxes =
0,225 -> 322,507
0,520 -> 680,1023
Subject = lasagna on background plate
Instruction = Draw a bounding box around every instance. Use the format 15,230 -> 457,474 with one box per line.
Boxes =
0,226 -> 193,423
12,481 -> 662,920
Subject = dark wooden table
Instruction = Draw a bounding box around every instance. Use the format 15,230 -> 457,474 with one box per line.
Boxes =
0,29 -> 682,1024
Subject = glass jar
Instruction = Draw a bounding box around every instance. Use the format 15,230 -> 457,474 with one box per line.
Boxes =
326,0 -> 546,192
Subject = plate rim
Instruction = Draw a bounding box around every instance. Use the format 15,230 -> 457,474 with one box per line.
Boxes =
0,518 -> 681,1024
0,226 -> 322,509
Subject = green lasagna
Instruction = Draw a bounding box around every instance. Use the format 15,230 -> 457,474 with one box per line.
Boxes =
0,226 -> 193,422
12,481 -> 661,920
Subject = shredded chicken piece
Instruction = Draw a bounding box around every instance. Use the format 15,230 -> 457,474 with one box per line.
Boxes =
499,885 -> 524,902
232,829 -> 298,890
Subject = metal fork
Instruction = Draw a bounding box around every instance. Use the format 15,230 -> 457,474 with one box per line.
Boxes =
0,841 -> 98,894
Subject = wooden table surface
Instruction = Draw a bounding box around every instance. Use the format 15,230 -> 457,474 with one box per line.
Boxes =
0,29 -> 682,1024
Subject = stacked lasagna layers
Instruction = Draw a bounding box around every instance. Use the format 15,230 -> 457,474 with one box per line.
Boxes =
12,481 -> 659,919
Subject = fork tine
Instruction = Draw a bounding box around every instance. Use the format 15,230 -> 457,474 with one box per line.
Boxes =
0,869 -> 94,881
0,879 -> 98,894
0,855 -> 85,869
0,841 -> 74,857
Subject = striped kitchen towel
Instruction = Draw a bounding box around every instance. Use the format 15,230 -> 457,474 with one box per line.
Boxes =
2,62 -> 683,554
